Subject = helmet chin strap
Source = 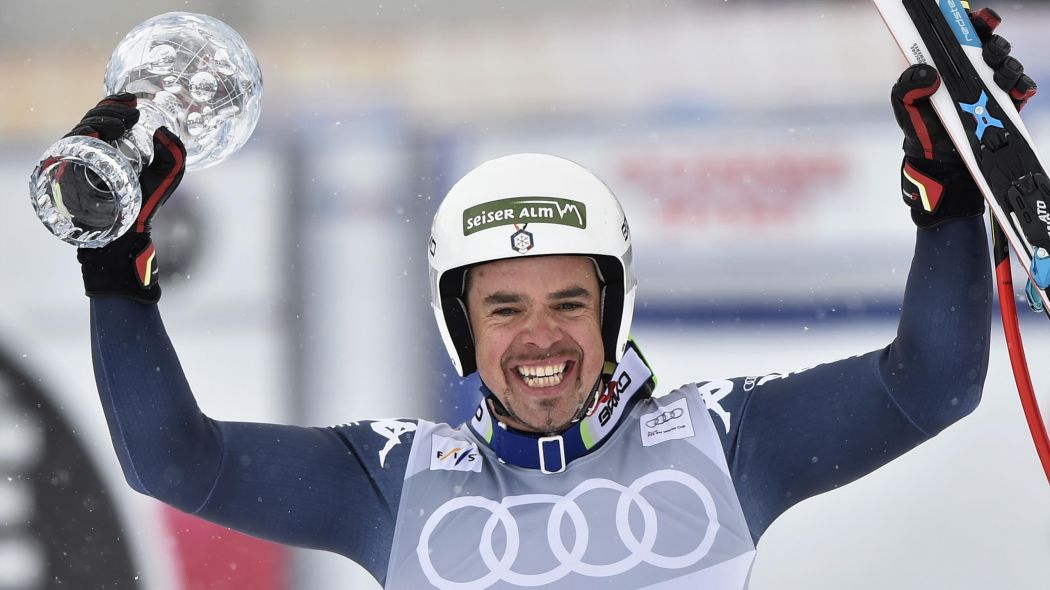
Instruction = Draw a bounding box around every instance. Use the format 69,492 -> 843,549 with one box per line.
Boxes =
574,372 -> 609,423
485,372 -> 607,436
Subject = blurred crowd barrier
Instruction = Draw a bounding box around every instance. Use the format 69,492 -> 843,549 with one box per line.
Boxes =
1,2 -> 1049,589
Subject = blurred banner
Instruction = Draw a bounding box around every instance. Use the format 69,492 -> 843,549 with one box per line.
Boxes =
452,118 -> 911,310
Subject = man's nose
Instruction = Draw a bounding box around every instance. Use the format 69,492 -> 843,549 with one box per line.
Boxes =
520,309 -> 563,350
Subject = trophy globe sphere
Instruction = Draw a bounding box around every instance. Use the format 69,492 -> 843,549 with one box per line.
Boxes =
29,12 -> 263,248
104,12 -> 264,171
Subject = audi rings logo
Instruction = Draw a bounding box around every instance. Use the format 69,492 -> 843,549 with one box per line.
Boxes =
645,408 -> 684,429
415,470 -> 719,589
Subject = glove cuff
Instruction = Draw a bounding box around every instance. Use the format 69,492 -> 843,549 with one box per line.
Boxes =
901,157 -> 985,228
77,233 -> 161,304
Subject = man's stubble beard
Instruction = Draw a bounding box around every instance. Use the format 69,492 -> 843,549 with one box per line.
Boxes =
498,371 -> 586,435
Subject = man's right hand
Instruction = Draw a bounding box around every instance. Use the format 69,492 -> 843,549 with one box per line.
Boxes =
73,93 -> 187,303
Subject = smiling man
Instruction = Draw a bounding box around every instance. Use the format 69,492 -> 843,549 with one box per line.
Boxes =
467,255 -> 605,433
70,7 -> 1034,589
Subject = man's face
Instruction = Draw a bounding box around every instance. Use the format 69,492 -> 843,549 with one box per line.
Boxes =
466,255 -> 605,434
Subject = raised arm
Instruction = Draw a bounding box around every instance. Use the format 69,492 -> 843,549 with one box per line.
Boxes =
703,8 -> 1033,543
90,298 -> 411,582
66,96 -> 409,584
705,214 -> 990,542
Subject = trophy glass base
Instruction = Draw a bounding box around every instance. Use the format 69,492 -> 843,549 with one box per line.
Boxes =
30,136 -> 141,248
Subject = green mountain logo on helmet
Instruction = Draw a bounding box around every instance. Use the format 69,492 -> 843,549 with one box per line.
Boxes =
462,197 -> 587,236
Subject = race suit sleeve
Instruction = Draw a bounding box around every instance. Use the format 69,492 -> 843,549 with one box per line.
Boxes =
90,298 -> 414,584
700,215 -> 992,543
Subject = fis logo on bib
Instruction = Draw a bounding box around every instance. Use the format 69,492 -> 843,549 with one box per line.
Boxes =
430,435 -> 483,472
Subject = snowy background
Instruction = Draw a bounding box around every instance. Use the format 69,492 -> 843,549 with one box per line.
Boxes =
1,0 -> 1049,588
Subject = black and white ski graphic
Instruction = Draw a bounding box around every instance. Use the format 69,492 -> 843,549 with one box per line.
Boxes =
874,0 -> 1050,313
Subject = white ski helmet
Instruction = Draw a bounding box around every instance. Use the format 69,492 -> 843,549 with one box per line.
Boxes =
428,153 -> 636,377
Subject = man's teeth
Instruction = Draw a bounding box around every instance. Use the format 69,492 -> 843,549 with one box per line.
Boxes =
517,362 -> 568,387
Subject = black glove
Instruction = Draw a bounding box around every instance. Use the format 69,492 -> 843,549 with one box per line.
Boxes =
73,93 -> 186,303
890,7 -> 1037,228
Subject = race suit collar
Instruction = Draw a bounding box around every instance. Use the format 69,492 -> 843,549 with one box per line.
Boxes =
467,341 -> 655,474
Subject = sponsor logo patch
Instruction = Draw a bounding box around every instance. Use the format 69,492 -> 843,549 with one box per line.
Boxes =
588,371 -> 632,427
698,379 -> 734,434
939,0 -> 980,48
463,196 -> 587,235
363,419 -> 417,468
430,434 -> 483,472
510,224 -> 534,254
640,398 -> 695,447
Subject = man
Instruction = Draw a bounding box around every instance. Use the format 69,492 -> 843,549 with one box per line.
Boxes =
72,8 -> 1032,589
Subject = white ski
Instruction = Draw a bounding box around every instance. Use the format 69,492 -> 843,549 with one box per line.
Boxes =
873,0 -> 1050,312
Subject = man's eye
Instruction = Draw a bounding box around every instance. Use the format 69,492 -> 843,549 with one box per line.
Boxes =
493,308 -> 518,316
557,302 -> 584,311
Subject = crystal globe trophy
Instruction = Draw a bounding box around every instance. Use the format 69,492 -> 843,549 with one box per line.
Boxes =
29,12 -> 263,248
